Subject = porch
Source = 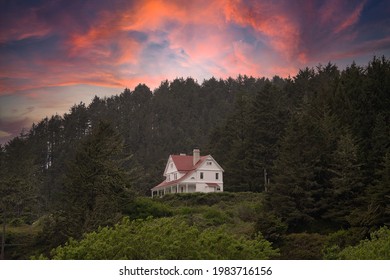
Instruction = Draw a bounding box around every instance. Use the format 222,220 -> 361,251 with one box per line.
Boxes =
151,183 -> 196,198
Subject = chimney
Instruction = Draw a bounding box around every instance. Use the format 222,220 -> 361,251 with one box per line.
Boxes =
193,149 -> 200,166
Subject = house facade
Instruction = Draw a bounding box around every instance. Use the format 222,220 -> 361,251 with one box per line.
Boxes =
151,149 -> 224,197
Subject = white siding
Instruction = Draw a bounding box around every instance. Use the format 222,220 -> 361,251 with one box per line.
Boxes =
195,183 -> 223,192
164,158 -> 178,175
196,170 -> 223,182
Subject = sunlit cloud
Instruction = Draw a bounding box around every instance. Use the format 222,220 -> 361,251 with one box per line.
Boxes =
334,2 -> 366,34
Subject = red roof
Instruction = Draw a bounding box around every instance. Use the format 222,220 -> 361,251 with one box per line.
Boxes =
170,155 -> 207,171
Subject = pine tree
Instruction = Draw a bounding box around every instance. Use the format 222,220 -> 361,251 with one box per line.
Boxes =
264,115 -> 318,231
355,152 -> 390,229
59,121 -> 134,239
323,133 -> 364,226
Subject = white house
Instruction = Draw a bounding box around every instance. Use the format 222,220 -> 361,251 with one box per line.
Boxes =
151,149 -> 224,197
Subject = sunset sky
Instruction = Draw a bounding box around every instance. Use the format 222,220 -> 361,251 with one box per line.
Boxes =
1,0 -> 390,144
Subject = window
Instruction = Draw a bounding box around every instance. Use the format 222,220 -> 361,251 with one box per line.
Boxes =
216,187 -> 221,191
215,173 -> 219,180
174,173 -> 177,180
200,172 -> 204,179
207,161 -> 212,166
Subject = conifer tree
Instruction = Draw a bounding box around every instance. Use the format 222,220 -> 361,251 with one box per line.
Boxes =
59,121 -> 134,239
323,133 -> 364,226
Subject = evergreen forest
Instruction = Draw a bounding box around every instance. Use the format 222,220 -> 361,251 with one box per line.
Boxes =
1,56 -> 389,260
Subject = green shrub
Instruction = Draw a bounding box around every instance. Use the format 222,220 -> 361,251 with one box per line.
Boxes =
178,206 -> 197,215
236,204 -> 257,222
123,197 -> 173,220
202,207 -> 230,226
335,226 -> 390,259
322,227 -> 367,259
50,216 -> 279,260
160,192 -> 247,206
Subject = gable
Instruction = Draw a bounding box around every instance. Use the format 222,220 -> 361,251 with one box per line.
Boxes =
197,155 -> 224,172
163,156 -> 178,176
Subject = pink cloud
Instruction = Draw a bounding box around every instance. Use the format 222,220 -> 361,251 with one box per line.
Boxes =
223,0 -> 300,60
0,116 -> 34,144
0,8 -> 52,43
334,1 -> 366,34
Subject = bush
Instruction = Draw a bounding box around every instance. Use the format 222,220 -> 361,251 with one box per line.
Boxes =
160,192 -> 244,206
123,197 -> 173,220
50,216 -> 279,260
322,227 -> 367,259
202,207 -> 230,226
335,226 -> 390,259
236,204 -> 257,222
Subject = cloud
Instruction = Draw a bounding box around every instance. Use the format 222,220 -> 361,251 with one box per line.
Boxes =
334,1 -> 366,34
0,117 -> 33,144
0,130 -> 11,138
223,0 -> 300,60
0,5 -> 51,43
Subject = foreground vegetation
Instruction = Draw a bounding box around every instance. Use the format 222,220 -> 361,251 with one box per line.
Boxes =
1,57 -> 389,259
2,193 -> 390,260
49,216 -> 278,260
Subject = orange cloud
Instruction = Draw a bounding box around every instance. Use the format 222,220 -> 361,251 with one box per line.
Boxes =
318,0 -> 366,35
67,16 -> 141,65
223,0 -> 300,60
118,0 -> 226,32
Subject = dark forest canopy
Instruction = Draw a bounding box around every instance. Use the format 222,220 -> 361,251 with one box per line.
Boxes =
1,56 -> 389,259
